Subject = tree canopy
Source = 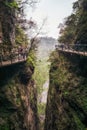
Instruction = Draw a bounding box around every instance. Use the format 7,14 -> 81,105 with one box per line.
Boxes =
0,0 -> 39,49
58,0 -> 87,50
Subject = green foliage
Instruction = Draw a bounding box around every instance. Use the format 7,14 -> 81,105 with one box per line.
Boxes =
27,50 -> 36,67
46,50 -> 87,130
33,58 -> 49,94
58,0 -> 87,50
38,103 -> 46,115
58,14 -> 77,44
64,91 -> 69,96
15,26 -> 29,46
0,124 -> 9,130
73,113 -> 86,130
5,1 -> 18,9
50,51 -> 70,88
76,11 -> 87,45
44,50 -> 87,130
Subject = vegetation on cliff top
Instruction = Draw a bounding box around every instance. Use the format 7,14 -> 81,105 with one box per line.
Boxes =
58,0 -> 87,48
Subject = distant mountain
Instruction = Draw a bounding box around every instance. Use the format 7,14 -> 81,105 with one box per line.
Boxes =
37,37 -> 58,59
39,37 -> 57,44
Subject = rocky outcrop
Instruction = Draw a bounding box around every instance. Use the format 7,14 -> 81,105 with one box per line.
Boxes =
45,50 -> 87,130
0,61 -> 38,130
0,0 -> 15,46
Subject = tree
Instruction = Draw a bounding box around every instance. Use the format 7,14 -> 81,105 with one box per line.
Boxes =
0,0 -> 16,48
75,0 -> 87,46
0,0 -> 39,50
58,14 -> 77,45
58,0 -> 87,51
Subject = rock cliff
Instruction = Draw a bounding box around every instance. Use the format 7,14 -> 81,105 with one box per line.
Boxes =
45,50 -> 87,130
0,58 -> 38,130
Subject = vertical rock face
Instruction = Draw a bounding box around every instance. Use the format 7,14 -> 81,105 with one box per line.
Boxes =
45,51 -> 87,130
0,62 -> 38,130
0,0 -> 15,46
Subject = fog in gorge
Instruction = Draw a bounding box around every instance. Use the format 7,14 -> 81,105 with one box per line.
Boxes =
37,37 -> 58,60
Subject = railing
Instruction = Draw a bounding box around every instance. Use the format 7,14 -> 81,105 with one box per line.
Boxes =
0,46 -> 29,67
55,44 -> 87,56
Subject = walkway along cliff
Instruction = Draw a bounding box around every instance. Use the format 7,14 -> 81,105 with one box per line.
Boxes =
45,50 -> 87,130
0,49 -> 39,130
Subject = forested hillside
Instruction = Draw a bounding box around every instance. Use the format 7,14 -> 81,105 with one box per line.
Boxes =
58,0 -> 87,48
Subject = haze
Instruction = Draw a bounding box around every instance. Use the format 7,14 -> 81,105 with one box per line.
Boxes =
26,0 -> 77,38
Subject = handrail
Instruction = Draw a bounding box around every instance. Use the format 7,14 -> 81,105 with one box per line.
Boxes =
55,44 -> 87,56
0,47 -> 29,67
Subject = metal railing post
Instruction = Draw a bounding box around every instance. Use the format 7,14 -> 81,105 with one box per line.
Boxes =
0,54 -> 2,66
18,48 -> 20,61
84,51 -> 85,56
10,52 -> 12,64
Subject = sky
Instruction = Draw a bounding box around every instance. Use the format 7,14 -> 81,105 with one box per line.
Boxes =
26,0 -> 77,38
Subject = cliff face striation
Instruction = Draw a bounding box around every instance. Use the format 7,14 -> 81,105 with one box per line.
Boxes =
0,60 -> 38,130
45,50 -> 87,130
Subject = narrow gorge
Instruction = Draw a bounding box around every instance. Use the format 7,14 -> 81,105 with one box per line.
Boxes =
0,0 -> 87,130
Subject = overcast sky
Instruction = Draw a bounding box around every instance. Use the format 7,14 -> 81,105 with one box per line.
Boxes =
26,0 -> 77,38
